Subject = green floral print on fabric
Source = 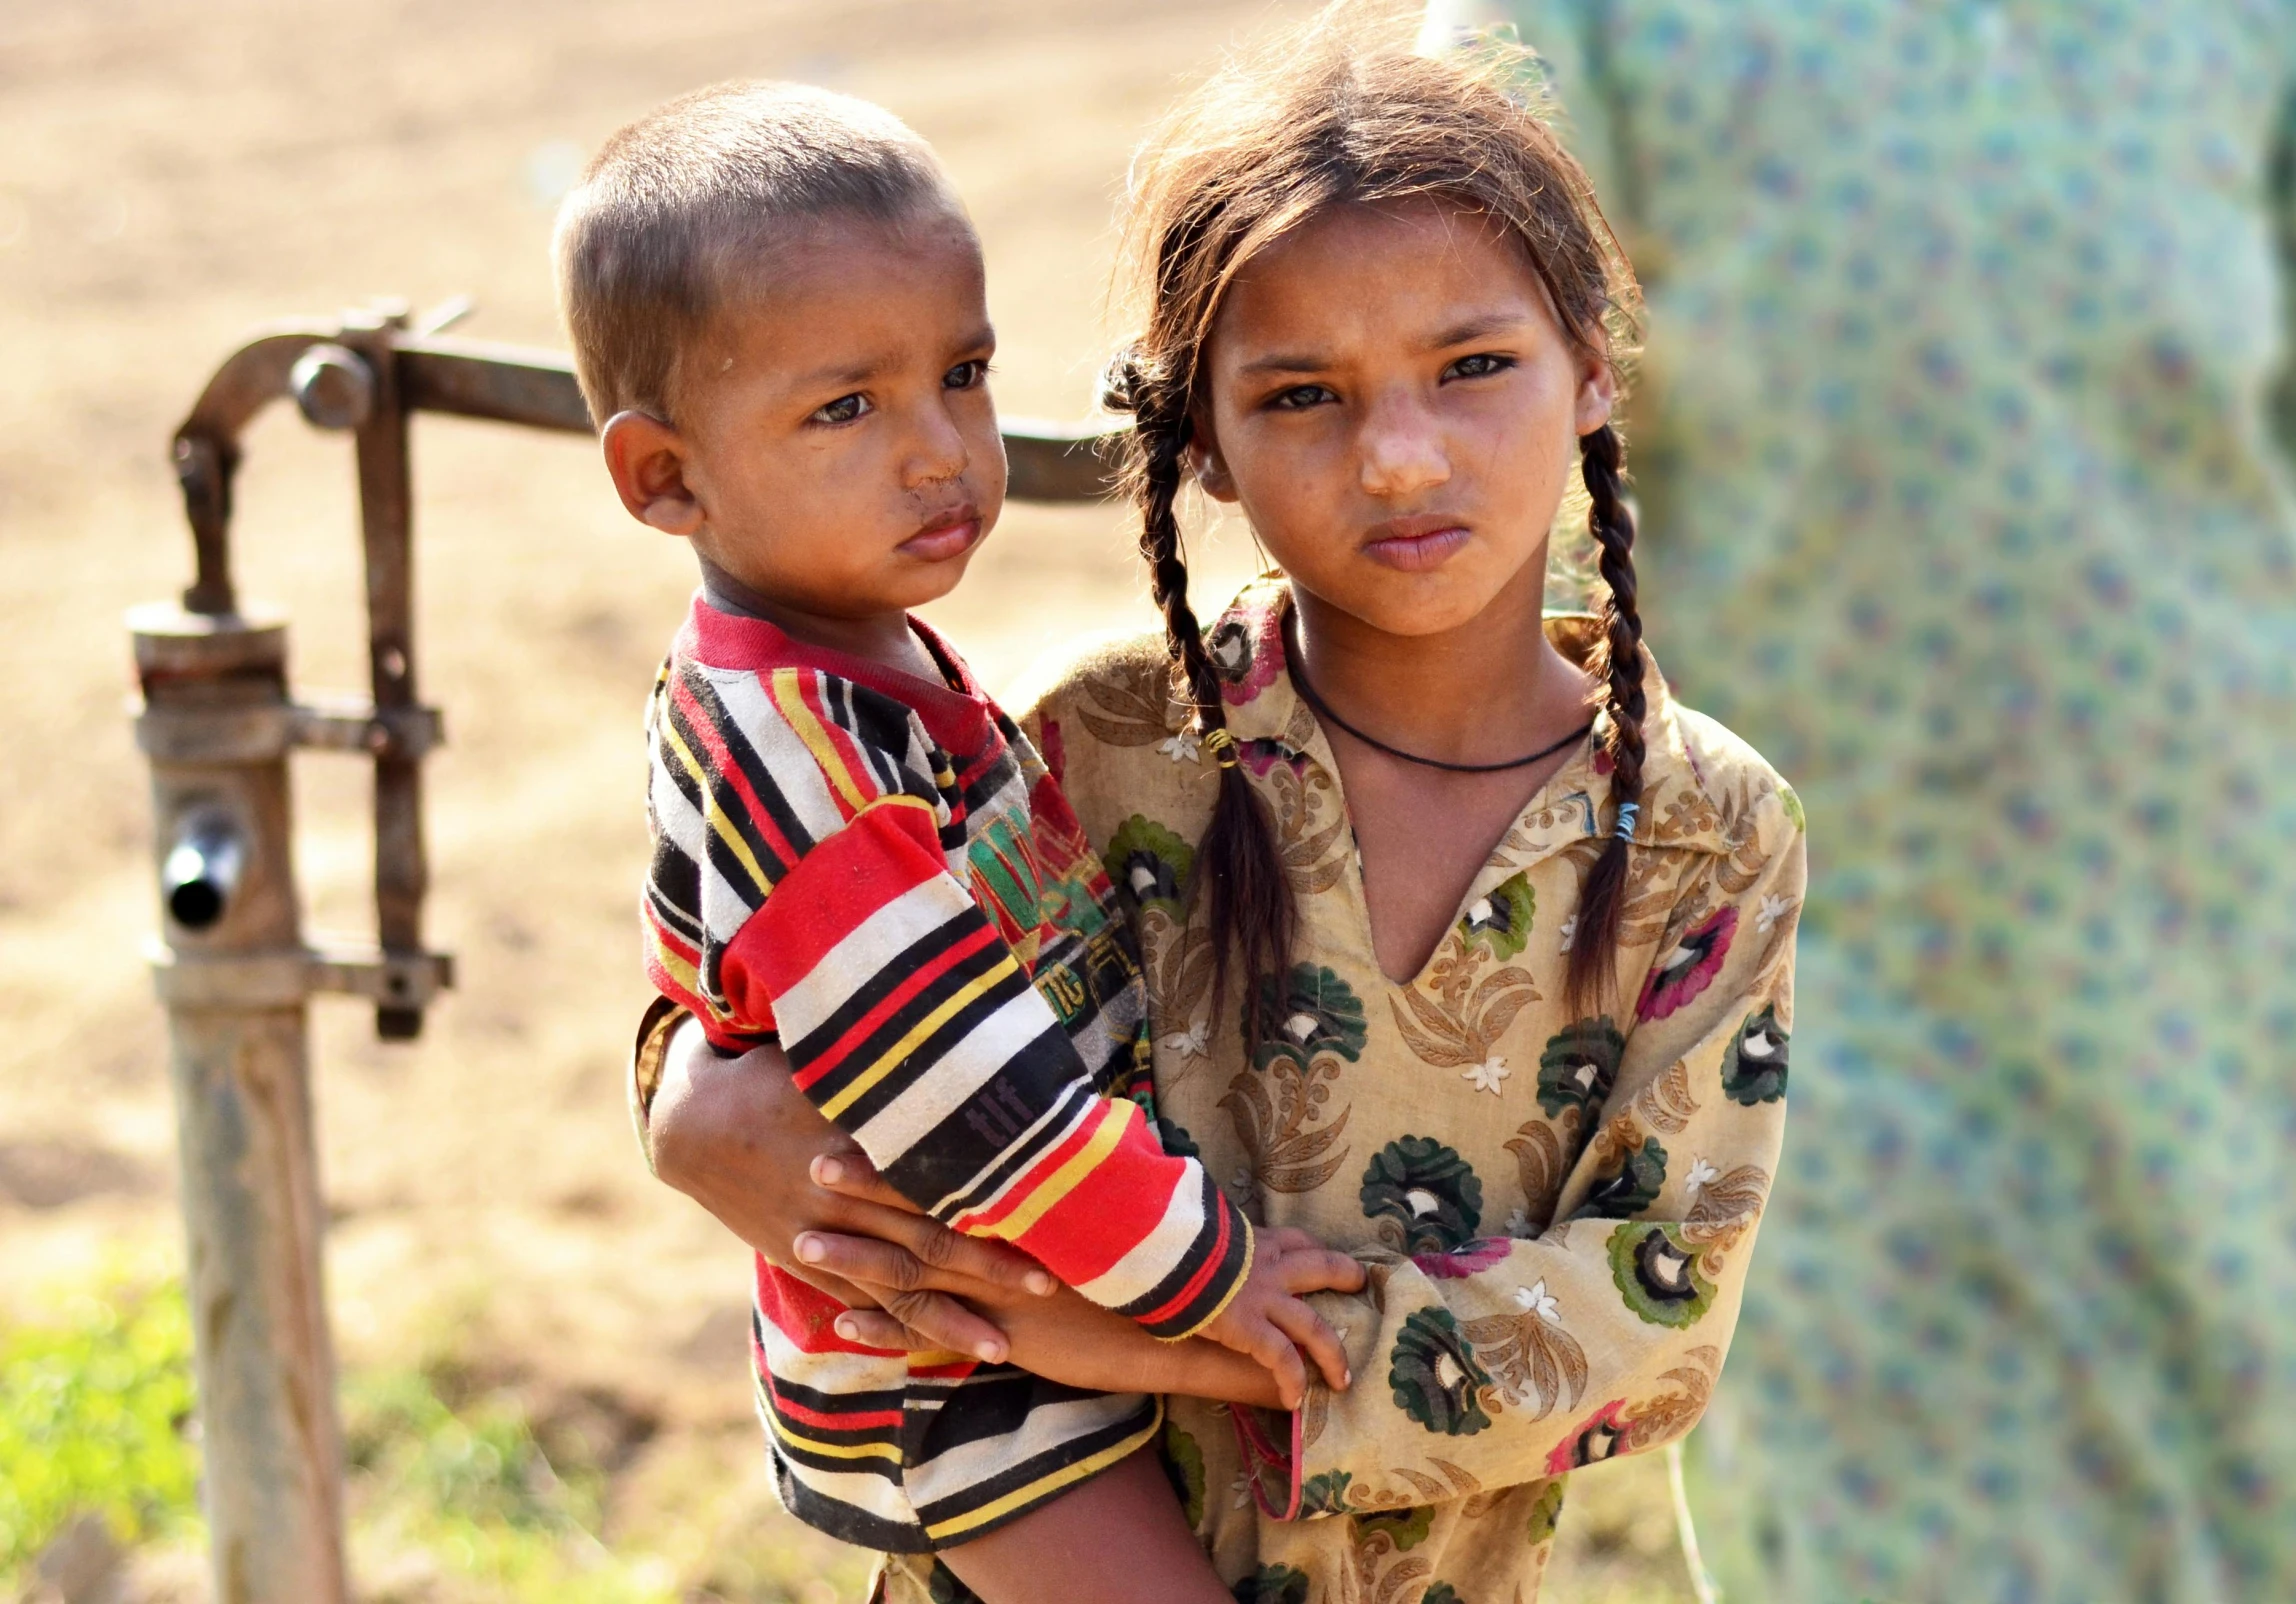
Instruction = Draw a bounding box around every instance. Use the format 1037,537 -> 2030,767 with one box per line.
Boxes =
1362,1137 -> 1486,1253
1252,964 -> 1370,1071
1232,1567 -> 1311,1604
1421,1586 -> 1466,1604
1300,1469 -> 1356,1517
1608,1223 -> 1715,1328
1458,874 -> 1536,960
1775,783 -> 1804,834
1721,1005 -> 1789,1106
1105,815 -> 1193,918
1526,1479 -> 1566,1544
1354,1504 -> 1436,1553
1581,1136 -> 1668,1219
1162,1422 -> 1206,1531
1390,1308 -> 1496,1436
1536,1018 -> 1624,1118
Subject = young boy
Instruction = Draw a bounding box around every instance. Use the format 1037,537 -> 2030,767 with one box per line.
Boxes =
556,81 -> 1352,1575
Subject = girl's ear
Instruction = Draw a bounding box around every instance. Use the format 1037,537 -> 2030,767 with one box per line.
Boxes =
1574,357 -> 1620,438
602,410 -> 706,537
1189,427 -> 1239,504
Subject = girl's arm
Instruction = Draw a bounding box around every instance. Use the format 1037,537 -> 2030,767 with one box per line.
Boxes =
640,1013 -> 1336,1399
794,1164 -> 1312,1410
640,1011 -> 1058,1362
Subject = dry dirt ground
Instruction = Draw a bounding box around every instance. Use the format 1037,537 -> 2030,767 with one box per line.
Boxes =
0,2 -> 1691,1598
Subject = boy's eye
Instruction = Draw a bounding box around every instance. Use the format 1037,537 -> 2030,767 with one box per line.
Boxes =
1267,383 -> 1337,411
810,393 -> 872,425
944,360 -> 988,390
1444,352 -> 1515,381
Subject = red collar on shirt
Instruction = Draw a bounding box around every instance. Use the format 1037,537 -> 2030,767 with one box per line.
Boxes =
679,592 -> 995,755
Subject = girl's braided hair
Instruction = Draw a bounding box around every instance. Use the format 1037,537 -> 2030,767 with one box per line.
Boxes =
1104,14 -> 1646,1021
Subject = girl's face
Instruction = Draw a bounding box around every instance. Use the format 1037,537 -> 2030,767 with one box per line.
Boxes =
1194,199 -> 1614,638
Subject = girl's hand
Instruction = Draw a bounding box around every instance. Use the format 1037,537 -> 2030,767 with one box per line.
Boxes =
821,1254 -> 1286,1408
809,1152 -> 1347,1408
645,1017 -> 1052,1362
1194,1232 -> 1364,1408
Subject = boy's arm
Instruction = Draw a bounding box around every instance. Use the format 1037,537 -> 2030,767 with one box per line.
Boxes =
936,1445 -> 1232,1604
730,790 -> 1255,1337
659,666 -> 1252,1338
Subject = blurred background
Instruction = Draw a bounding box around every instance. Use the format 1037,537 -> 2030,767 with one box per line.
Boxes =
0,1 -> 1692,1600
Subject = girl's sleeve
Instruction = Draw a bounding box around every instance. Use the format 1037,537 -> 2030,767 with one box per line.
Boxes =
1234,787 -> 1805,1517
647,663 -> 1252,1340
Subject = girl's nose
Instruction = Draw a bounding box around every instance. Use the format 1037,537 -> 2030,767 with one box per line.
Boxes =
1357,391 -> 1451,499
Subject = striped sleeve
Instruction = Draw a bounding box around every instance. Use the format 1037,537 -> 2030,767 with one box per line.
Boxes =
646,659 -> 1253,1338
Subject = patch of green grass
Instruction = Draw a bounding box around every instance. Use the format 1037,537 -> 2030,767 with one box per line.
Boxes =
343,1364 -> 675,1604
0,1279 -> 200,1583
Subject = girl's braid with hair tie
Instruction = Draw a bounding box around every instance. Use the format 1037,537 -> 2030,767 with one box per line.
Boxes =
1567,421 -> 1650,1009
1098,349 -> 1148,417
1120,355 -> 1295,1035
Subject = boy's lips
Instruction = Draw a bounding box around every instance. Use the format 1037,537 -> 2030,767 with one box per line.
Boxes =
898,511 -> 983,562
1364,515 -> 1470,571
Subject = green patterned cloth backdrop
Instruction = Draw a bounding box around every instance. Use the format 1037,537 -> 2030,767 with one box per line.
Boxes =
1428,1 -> 2296,1598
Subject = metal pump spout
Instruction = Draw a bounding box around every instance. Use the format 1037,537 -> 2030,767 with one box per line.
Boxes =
163,810 -> 245,931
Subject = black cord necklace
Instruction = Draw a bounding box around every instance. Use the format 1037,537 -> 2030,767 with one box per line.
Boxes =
1287,656 -> 1594,775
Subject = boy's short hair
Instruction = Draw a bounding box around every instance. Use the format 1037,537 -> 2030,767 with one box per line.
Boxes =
554,81 -> 953,422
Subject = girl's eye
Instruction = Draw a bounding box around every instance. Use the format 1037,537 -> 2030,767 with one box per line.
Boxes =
1444,352 -> 1515,381
1268,383 -> 1337,411
944,360 -> 988,390
810,393 -> 872,425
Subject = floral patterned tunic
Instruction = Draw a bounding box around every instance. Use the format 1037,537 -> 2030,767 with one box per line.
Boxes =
878,579 -> 1803,1603
1419,3 -> 2296,1598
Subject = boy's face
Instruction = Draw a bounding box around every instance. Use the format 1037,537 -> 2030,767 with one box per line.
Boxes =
604,202 -> 1006,622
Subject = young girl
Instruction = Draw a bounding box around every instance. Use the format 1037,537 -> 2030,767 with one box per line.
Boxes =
640,20 -> 1803,1603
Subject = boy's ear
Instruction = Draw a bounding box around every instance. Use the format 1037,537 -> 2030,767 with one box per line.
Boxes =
601,410 -> 705,537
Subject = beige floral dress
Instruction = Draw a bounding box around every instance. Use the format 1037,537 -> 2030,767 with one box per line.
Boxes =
876,577 -> 1804,1604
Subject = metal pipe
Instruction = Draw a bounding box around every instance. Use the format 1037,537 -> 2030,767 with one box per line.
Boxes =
133,606 -> 349,1604
338,306 -> 430,1041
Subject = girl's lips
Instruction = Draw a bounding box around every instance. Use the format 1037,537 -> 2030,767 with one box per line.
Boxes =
1364,523 -> 1470,571
898,516 -> 982,562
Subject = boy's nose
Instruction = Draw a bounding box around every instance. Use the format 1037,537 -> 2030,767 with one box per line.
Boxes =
904,399 -> 972,487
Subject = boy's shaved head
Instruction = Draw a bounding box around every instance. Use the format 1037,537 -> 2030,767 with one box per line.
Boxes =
555,80 -> 958,422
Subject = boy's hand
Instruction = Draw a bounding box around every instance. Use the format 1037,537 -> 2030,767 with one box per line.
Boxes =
1196,1229 -> 1365,1410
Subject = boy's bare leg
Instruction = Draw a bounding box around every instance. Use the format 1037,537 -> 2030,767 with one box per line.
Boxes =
937,1444 -> 1232,1604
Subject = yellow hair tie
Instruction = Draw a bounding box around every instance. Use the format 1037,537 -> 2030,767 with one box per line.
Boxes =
1201,727 -> 1240,769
